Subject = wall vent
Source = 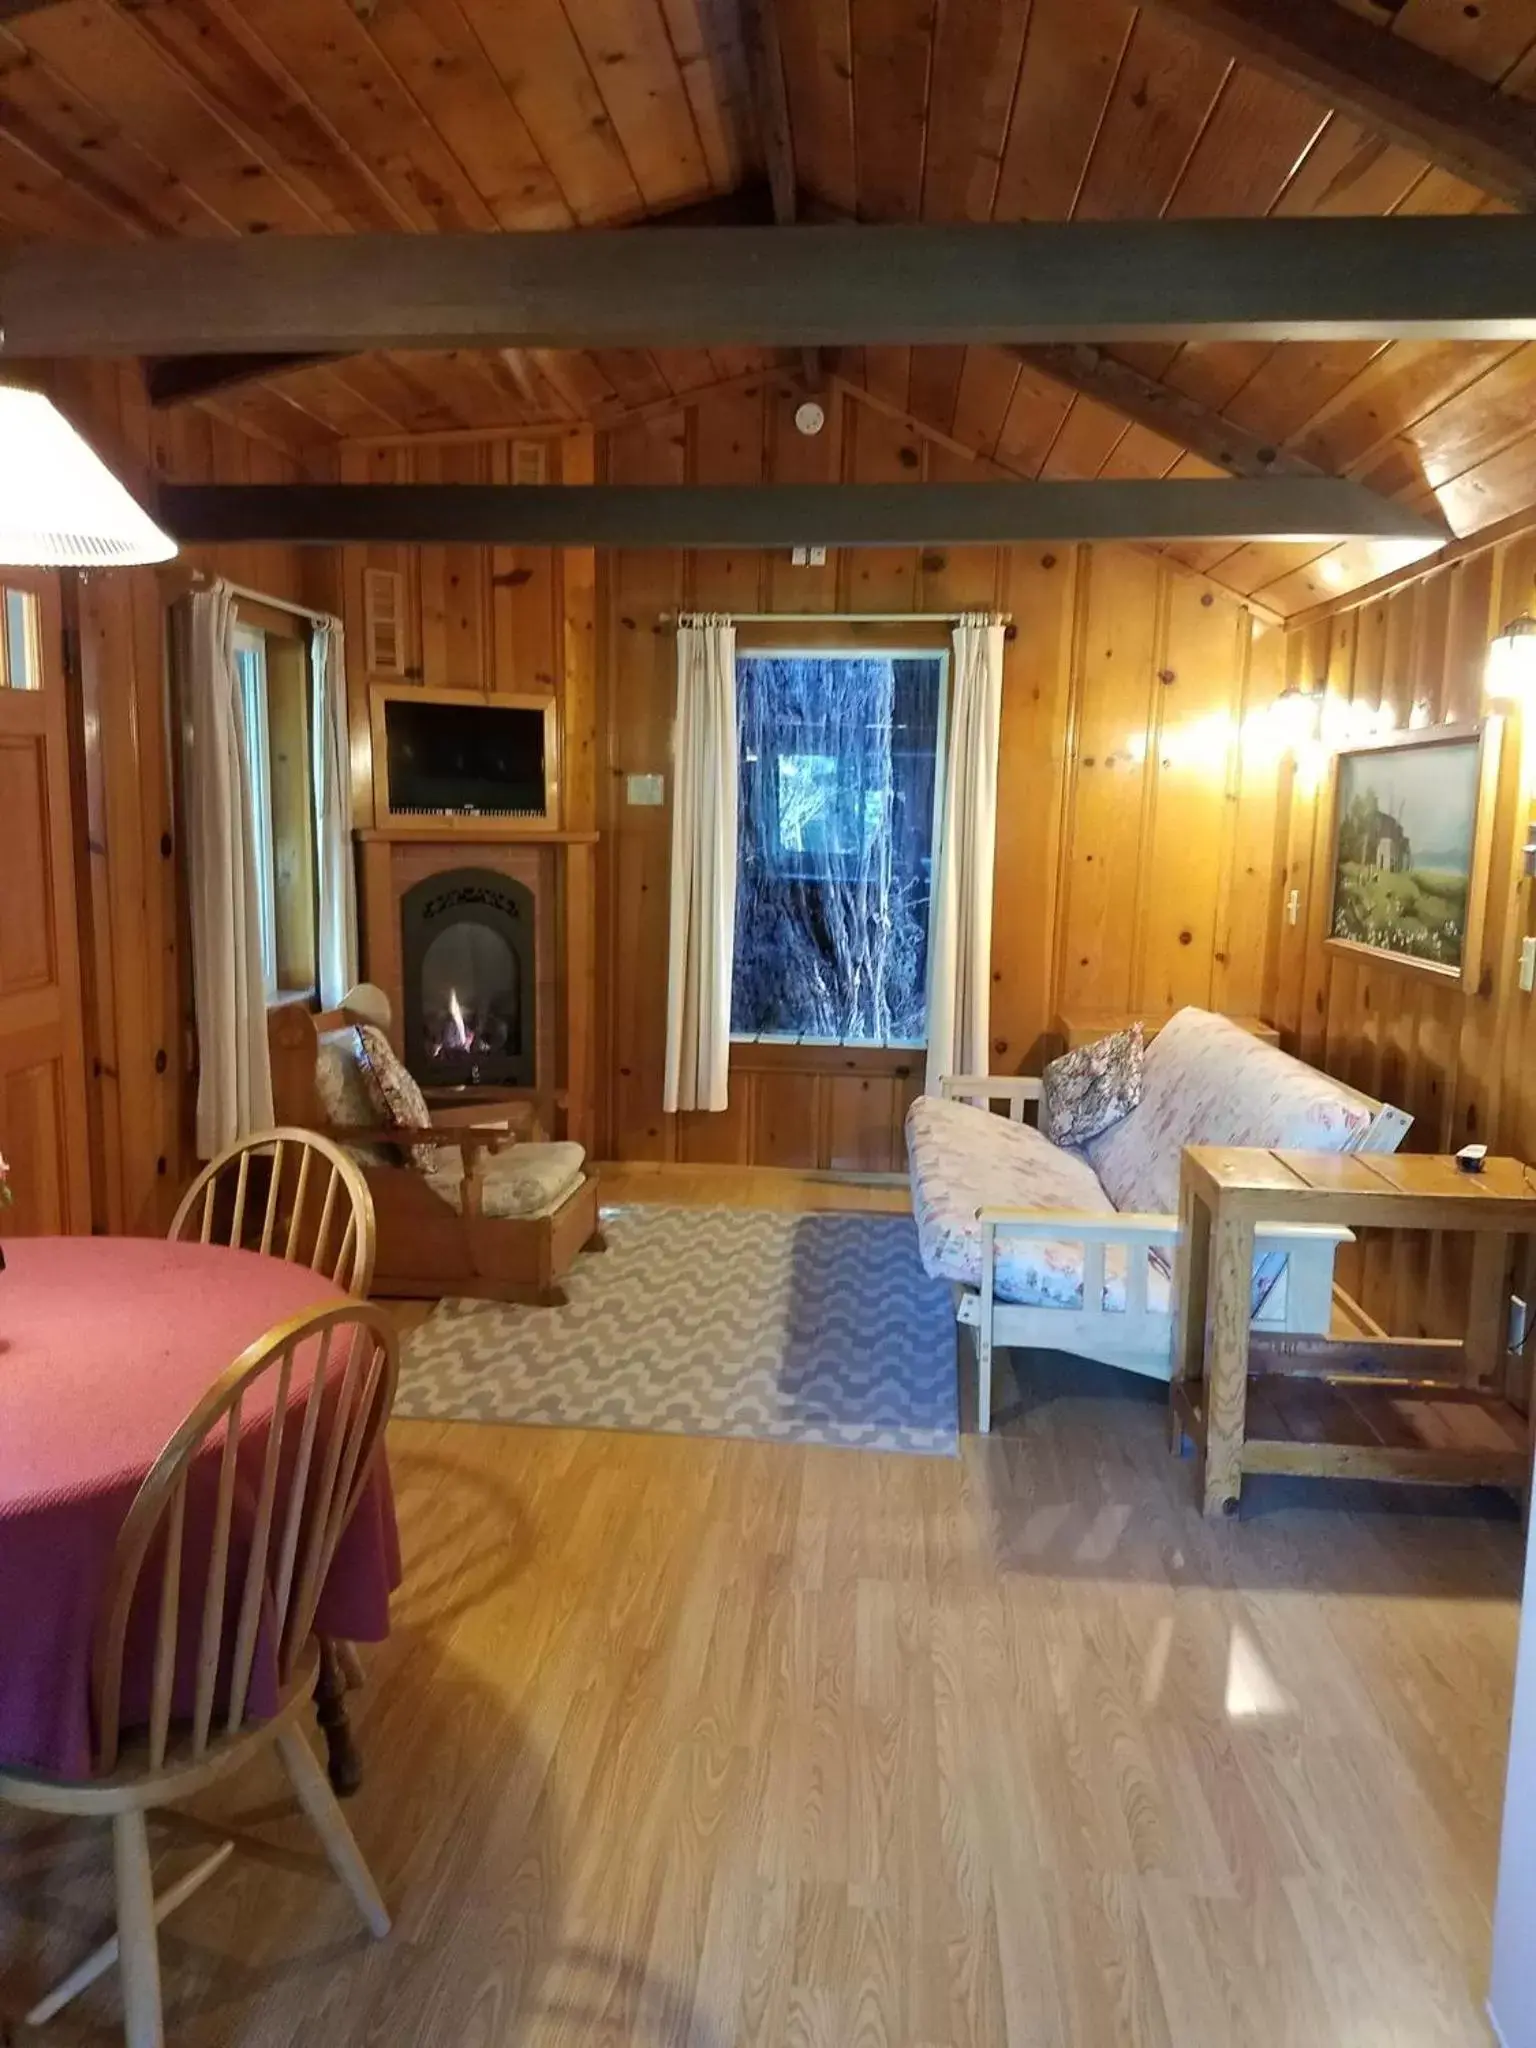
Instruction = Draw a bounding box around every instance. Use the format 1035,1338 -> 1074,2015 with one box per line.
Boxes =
362,567 -> 405,675
510,440 -> 548,487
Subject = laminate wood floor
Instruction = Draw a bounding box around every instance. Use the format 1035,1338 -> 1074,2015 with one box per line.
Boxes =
0,1168 -> 1522,2046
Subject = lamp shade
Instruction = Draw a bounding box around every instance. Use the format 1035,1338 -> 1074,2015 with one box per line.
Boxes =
0,387 -> 176,566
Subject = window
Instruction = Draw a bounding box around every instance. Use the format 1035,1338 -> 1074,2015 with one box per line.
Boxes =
732,651 -> 947,1048
0,586 -> 40,690
234,618 -> 318,1001
234,627 -> 278,995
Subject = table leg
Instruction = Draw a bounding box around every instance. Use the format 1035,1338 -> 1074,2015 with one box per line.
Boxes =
1201,1208 -> 1254,1519
1466,1231 -> 1510,1388
315,1636 -> 363,1798
1170,1183 -> 1212,1455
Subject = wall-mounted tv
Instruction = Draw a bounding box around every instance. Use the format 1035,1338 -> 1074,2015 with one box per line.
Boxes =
370,685 -> 559,830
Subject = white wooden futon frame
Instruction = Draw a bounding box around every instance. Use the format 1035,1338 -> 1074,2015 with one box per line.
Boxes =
938,1074 -> 1413,1433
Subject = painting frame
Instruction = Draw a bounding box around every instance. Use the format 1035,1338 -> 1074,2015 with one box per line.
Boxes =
1322,716 -> 1503,987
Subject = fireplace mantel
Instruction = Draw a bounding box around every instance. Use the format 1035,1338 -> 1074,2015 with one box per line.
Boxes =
356,826 -> 596,1149
356,828 -> 599,846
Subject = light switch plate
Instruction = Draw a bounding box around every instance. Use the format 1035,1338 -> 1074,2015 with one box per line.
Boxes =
626,772 -> 664,807
1520,934 -> 1536,993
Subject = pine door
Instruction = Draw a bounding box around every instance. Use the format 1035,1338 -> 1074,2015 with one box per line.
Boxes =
0,571 -> 90,1234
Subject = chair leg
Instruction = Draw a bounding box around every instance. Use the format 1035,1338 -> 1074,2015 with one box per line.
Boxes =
275,1727 -> 391,1939
26,1843 -> 233,2029
112,1810 -> 165,2048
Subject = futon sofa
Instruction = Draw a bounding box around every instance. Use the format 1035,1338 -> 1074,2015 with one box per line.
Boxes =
906,1007 -> 1411,1431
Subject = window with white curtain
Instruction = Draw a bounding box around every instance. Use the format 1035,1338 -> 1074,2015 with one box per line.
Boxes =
233,624 -> 278,998
731,649 -> 948,1048
233,617 -> 321,1001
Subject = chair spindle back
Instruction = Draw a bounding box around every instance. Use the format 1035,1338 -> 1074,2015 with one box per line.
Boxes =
169,1128 -> 377,1297
90,1302 -> 397,1776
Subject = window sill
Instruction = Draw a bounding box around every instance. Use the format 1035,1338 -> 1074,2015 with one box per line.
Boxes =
731,1033 -> 926,1051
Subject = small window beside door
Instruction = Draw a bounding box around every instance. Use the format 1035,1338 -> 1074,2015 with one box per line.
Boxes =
234,620 -> 318,1002
1,587 -> 41,690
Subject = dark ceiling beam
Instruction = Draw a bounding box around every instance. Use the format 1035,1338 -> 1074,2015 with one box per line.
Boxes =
1011,343 -> 1328,481
0,0 -> 63,16
16,218 -> 1536,359
741,0 -> 823,388
1144,0 -> 1536,209
157,480 -> 1449,549
139,183 -> 783,410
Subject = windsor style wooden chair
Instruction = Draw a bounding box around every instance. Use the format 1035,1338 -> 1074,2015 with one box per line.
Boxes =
168,1127 -> 378,1299
0,1300 -> 399,2048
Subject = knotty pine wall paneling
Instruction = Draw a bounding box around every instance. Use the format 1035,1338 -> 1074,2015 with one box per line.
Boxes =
335,427 -> 599,836
46,362 -> 322,1234
1271,521 -> 1536,1340
600,378 -> 1290,1167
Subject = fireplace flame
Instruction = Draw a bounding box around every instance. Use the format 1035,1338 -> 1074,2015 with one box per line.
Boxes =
445,988 -> 471,1052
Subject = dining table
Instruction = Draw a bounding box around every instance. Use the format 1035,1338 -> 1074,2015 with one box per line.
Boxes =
0,1235 -> 400,1786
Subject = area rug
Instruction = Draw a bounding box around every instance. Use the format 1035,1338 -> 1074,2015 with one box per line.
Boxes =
396,1203 -> 958,1455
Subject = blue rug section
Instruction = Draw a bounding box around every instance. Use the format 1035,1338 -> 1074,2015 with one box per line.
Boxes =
397,1203 -> 958,1455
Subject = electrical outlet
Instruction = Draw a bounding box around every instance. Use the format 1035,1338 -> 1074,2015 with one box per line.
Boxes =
790,545 -> 808,566
1511,1294 -> 1530,1353
1521,934 -> 1536,994
808,545 -> 827,565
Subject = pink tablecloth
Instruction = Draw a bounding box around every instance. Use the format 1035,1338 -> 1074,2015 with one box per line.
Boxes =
0,1237 -> 400,1777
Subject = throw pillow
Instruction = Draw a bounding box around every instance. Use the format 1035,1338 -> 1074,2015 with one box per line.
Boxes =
354,1023 -> 439,1172
1041,1023 -> 1144,1148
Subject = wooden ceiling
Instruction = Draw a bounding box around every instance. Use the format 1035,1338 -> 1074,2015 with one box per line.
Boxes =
5,0 -> 1536,611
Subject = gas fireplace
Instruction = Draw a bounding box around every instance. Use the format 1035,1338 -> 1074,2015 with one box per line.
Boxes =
399,867 -> 536,1087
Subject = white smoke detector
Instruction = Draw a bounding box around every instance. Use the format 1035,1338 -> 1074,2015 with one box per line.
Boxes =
794,399 -> 826,437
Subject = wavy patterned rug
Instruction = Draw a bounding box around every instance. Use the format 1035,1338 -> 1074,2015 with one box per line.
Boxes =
397,1203 -> 958,1455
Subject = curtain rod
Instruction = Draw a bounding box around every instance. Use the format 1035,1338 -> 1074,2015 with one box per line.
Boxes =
190,569 -> 336,628
666,609 -> 1011,625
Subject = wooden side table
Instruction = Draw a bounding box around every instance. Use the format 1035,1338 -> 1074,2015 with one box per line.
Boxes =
1172,1147 -> 1536,1517
1055,1010 -> 1280,1052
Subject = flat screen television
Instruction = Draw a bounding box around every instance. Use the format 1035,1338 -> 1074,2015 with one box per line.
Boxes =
371,686 -> 558,826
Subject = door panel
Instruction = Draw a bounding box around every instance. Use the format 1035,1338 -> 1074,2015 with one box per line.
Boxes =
0,572 -> 90,1235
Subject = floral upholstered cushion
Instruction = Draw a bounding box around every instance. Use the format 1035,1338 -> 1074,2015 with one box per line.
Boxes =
426,1141 -> 587,1221
315,1028 -> 394,1167
905,1093 -> 1141,1309
1041,1024 -> 1143,1147
1085,1007 -> 1374,1218
354,1023 -> 440,1172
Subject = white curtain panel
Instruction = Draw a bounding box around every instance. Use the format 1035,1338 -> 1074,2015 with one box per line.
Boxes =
311,617 -> 359,1007
175,585 -> 275,1156
663,617 -> 739,1113
926,613 -> 1007,1093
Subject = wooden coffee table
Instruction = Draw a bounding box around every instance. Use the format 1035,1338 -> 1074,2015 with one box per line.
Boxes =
1171,1147 -> 1536,1517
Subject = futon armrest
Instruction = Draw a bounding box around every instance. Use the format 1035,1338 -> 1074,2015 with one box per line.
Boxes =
319,1122 -> 512,1174
941,1074 -> 1043,1103
976,1205 -> 1181,1244
974,1206 -> 1354,1250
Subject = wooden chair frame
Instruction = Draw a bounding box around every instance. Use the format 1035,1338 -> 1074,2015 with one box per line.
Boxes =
169,1127 -> 377,1299
268,1000 -> 602,1305
936,1073 -> 1412,1433
0,1302 -> 398,2048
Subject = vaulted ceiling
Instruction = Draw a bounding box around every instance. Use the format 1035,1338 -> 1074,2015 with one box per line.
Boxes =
4,0 -> 1536,612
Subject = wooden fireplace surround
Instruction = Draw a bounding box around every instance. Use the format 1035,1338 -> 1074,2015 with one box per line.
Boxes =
357,824 -> 597,1151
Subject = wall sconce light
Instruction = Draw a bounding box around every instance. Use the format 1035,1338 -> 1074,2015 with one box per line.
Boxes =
1487,596 -> 1536,704
1269,683 -> 1324,756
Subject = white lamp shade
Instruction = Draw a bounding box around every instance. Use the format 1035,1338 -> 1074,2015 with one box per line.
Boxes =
0,387 -> 176,566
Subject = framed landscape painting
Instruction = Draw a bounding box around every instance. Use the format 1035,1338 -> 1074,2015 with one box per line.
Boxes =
1324,718 -> 1502,985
